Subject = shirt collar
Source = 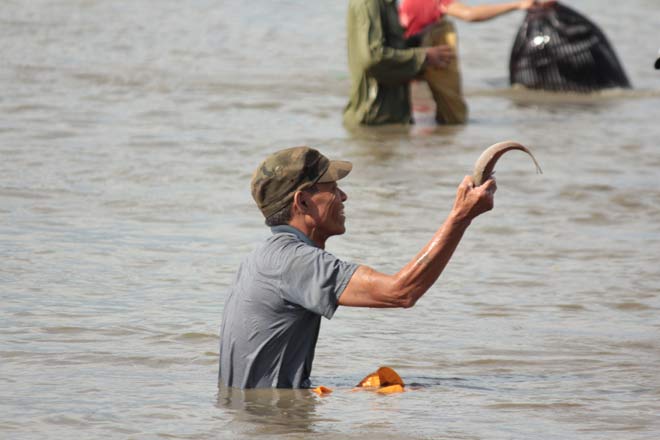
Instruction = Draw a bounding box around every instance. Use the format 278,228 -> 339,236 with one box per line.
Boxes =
270,225 -> 316,247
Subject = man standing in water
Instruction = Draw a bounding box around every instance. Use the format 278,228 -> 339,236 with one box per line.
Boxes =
218,146 -> 496,388
343,0 -> 535,125
398,0 -> 536,124
343,0 -> 455,125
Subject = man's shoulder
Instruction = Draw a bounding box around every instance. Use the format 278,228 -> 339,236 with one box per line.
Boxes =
251,231 -> 313,262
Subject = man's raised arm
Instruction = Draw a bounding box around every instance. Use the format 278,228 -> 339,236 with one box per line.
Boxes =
338,176 -> 496,308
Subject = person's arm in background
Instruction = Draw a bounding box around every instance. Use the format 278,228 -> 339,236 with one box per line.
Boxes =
444,0 -> 535,22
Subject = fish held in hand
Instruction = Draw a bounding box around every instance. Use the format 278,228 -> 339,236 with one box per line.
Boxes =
472,140 -> 542,186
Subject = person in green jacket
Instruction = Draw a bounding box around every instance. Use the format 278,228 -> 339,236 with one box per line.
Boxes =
343,0 -> 454,126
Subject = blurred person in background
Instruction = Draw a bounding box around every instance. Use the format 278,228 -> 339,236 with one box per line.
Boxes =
399,0 -> 536,124
343,0 -> 455,126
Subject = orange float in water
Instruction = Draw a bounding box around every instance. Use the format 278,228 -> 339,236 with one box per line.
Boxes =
312,367 -> 405,396
355,366 -> 404,394
312,386 -> 333,396
376,384 -> 405,394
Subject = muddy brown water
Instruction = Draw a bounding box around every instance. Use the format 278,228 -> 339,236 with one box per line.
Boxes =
1,1 -> 659,439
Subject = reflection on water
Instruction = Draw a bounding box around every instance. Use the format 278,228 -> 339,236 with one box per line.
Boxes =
217,387 -> 322,435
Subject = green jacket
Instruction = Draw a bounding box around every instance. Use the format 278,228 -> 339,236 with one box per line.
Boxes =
343,0 -> 427,126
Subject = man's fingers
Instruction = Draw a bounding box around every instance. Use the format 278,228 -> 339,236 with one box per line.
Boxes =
461,175 -> 475,188
481,178 -> 497,194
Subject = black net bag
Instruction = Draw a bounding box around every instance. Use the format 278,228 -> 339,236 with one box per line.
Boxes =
509,1 -> 631,92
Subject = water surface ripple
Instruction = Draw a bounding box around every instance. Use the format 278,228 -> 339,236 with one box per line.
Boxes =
1,1 -> 659,439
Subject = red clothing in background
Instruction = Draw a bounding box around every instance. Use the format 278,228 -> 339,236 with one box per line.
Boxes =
399,0 -> 455,38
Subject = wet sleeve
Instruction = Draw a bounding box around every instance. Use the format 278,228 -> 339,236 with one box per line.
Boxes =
280,244 -> 359,319
352,0 -> 427,85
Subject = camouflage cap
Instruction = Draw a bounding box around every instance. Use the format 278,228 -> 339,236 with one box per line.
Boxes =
250,146 -> 352,218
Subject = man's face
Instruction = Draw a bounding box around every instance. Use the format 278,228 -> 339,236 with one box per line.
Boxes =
308,181 -> 348,238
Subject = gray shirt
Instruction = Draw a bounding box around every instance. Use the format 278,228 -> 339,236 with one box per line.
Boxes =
218,225 -> 359,388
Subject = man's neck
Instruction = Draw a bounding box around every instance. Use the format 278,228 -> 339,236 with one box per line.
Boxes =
287,219 -> 326,249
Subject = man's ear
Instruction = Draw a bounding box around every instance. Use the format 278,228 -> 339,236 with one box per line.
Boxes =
292,191 -> 308,213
